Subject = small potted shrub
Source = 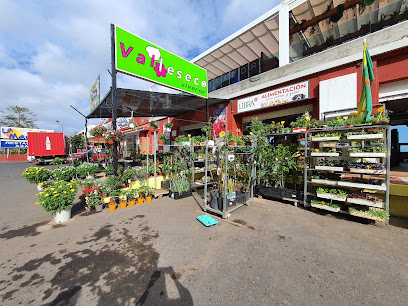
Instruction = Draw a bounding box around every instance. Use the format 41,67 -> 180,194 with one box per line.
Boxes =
149,120 -> 159,132
135,188 -> 144,205
158,133 -> 168,145
36,180 -> 79,223
88,193 -> 103,212
119,189 -> 128,208
108,189 -> 120,211
142,186 -> 153,202
127,189 -> 137,207
22,166 -> 52,190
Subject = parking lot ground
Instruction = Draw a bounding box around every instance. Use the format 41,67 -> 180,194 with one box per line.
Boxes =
1,162 -> 408,305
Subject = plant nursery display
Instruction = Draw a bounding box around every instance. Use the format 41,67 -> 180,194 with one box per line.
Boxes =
305,124 -> 390,222
52,166 -> 76,181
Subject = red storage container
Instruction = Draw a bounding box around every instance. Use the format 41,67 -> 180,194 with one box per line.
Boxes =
27,132 -> 69,157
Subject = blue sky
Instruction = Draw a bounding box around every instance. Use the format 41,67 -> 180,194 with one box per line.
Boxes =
0,0 -> 280,135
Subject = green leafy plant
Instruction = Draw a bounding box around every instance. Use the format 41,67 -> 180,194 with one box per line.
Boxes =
159,134 -> 168,141
170,177 -> 191,193
75,162 -> 99,179
311,199 -> 340,209
349,206 -> 389,220
52,166 -> 76,181
50,157 -> 64,166
175,135 -> 190,144
36,180 -> 79,213
21,166 -> 52,184
150,120 -> 159,129
90,126 -> 107,136
122,168 -> 137,182
164,122 -> 173,129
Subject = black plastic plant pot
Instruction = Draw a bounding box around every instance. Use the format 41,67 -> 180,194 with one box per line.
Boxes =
217,196 -> 224,211
210,191 -> 218,209
170,190 -> 192,200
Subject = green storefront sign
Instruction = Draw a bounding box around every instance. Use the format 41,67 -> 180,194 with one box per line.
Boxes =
115,25 -> 208,99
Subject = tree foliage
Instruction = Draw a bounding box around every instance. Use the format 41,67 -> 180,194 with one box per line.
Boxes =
70,133 -> 86,149
0,106 -> 37,128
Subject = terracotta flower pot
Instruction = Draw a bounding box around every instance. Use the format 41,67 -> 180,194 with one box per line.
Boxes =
158,140 -> 164,145
146,196 -> 152,203
137,198 -> 144,205
129,199 -> 136,207
149,126 -> 156,133
120,201 -> 127,208
108,139 -> 113,145
109,204 -> 116,211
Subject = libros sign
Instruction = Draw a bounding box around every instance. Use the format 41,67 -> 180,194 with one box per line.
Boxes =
114,25 -> 208,99
237,81 -> 309,114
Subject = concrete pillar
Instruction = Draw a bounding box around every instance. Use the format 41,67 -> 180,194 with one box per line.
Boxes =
279,3 -> 290,67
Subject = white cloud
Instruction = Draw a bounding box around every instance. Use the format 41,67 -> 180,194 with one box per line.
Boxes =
0,0 -> 282,136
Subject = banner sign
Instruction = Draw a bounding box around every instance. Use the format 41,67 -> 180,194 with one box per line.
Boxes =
114,25 -> 208,99
1,127 -> 54,140
90,75 -> 100,113
237,81 -> 309,114
213,108 -> 227,137
0,140 -> 28,148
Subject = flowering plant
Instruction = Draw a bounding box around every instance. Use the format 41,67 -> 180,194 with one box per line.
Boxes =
90,126 -> 108,136
75,162 -> 99,178
22,167 -> 52,184
105,130 -> 124,142
36,180 -> 79,213
52,166 -> 76,181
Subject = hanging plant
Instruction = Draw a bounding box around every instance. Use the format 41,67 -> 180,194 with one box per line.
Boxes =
90,126 -> 107,137
329,4 -> 344,23
105,130 -> 124,143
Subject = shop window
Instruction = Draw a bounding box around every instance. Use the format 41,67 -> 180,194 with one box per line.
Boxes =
213,76 -> 222,91
230,69 -> 239,84
239,63 -> 249,81
221,72 -> 230,87
249,59 -> 260,77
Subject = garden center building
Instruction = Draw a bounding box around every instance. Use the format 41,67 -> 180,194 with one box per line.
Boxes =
90,0 -> 408,218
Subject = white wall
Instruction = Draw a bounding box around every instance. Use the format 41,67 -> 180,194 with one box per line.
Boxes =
319,73 -> 357,119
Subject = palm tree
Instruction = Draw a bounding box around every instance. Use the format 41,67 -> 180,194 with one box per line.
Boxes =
0,106 -> 37,128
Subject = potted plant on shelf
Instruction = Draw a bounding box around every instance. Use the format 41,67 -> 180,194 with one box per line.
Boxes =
149,120 -> 159,132
36,180 -> 79,223
22,166 -> 52,190
158,133 -> 168,145
164,121 -> 173,132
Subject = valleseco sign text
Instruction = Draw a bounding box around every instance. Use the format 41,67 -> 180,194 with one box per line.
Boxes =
237,81 -> 309,114
115,25 -> 208,99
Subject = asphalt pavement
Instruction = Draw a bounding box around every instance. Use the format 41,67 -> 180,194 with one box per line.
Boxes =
1,162 -> 408,305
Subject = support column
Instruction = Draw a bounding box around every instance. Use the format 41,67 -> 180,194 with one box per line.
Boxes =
279,3 -> 290,67
111,24 -> 118,176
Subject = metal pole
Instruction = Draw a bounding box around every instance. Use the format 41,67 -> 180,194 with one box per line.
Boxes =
223,135 -> 228,218
146,132 -> 149,185
154,130 -> 157,197
110,24 -> 118,176
385,125 -> 391,225
204,98 -> 209,210
85,118 -> 89,163
303,131 -> 308,206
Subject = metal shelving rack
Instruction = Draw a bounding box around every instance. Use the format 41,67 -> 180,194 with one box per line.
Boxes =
203,135 -> 255,219
304,124 -> 391,223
